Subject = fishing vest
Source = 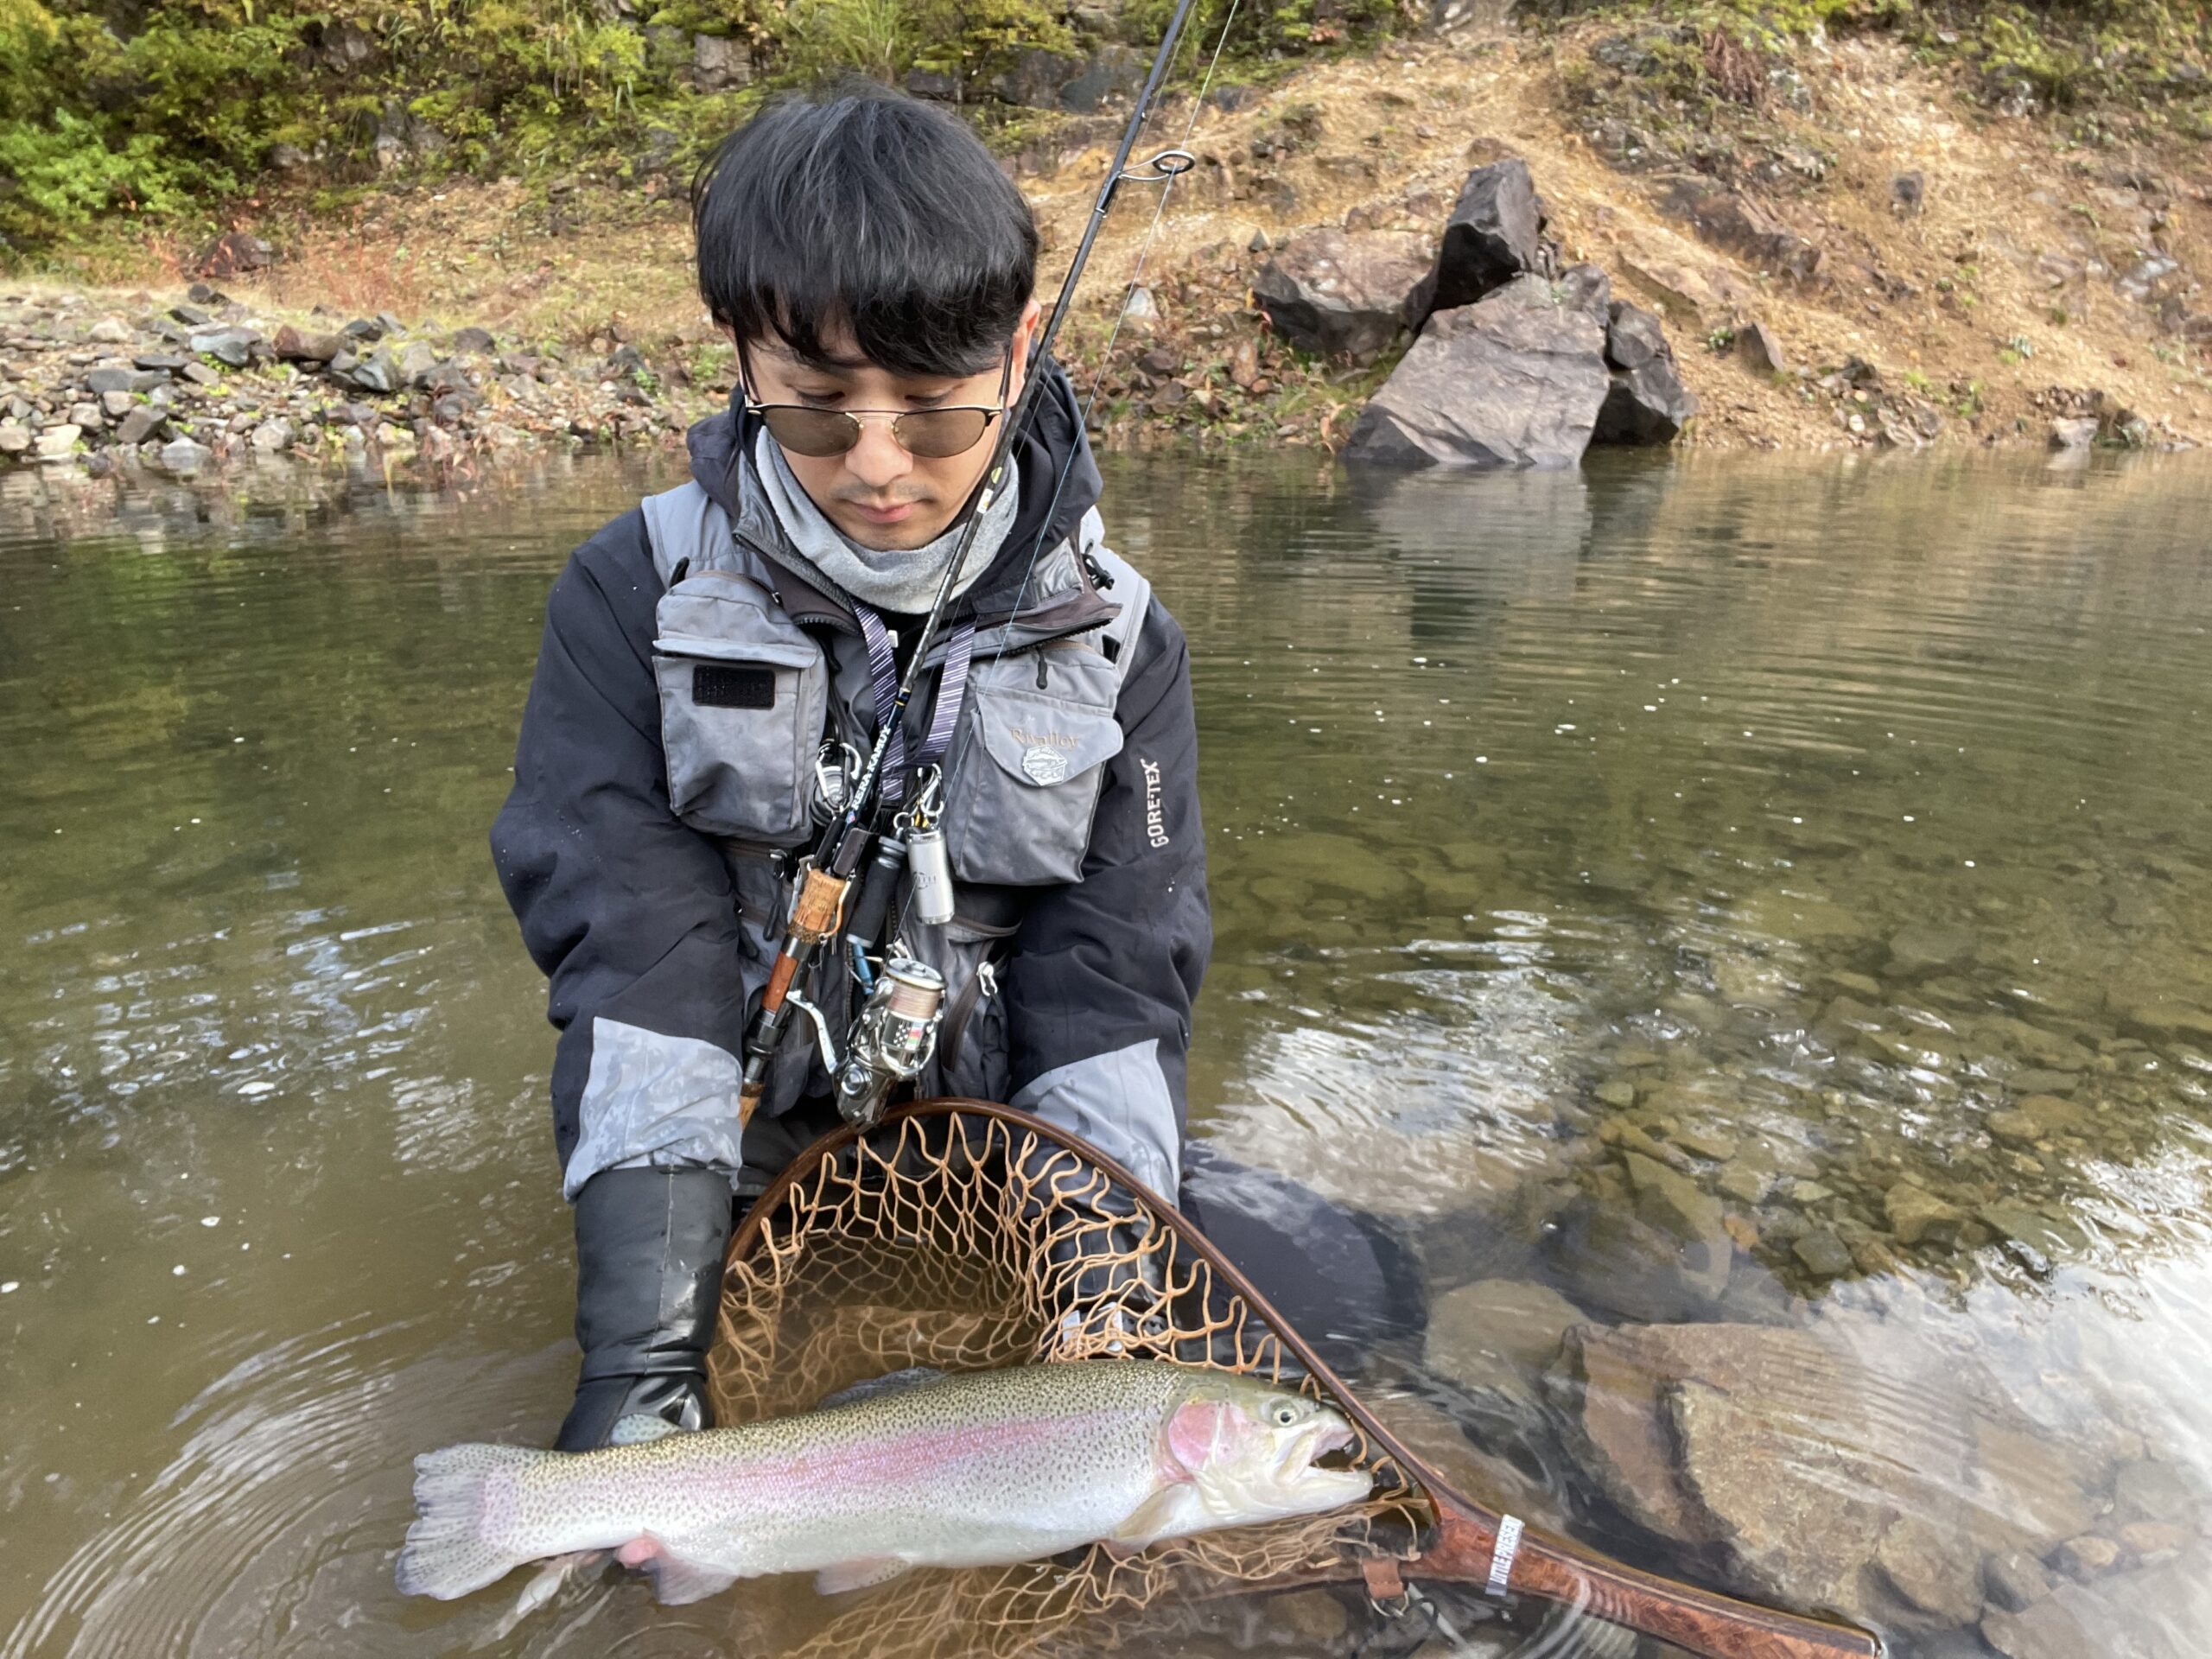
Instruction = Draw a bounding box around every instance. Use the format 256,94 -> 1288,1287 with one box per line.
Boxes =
637,475 -> 1153,1119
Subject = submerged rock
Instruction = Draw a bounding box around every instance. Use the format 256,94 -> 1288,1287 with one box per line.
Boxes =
1624,1151 -> 1722,1243
1985,1546 -> 2212,1659
2113,1458 -> 2200,1525
1887,922 -> 1978,976
1884,1182 -> 1966,1246
1978,1201 -> 2090,1261
1548,1190 -> 1731,1323
1984,1548 -> 2052,1612
1344,274 -> 1609,469
1982,1594 -> 2100,1659
1792,1230 -> 1853,1279
1424,1277 -> 1583,1398
1545,1319 -> 2097,1630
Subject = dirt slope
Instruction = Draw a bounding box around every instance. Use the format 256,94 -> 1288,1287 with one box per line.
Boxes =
8,16 -> 2209,459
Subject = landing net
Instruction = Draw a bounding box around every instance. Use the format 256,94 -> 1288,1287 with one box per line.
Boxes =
704,1101 -> 1429,1657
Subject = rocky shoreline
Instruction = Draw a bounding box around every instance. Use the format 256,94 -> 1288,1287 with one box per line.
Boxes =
0,283 -> 710,481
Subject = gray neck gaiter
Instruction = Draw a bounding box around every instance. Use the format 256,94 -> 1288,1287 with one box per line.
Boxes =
753,428 -> 1020,614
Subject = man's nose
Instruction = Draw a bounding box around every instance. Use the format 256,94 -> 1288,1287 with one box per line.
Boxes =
842,420 -> 913,492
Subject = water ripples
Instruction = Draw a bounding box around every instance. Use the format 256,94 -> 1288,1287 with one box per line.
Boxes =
2,1320 -> 562,1659
5,449 -> 2212,1655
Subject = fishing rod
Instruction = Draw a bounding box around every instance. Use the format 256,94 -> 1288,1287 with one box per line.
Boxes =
735,0 -> 1210,1125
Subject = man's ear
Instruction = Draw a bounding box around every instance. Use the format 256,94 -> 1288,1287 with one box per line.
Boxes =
1008,297 -> 1045,400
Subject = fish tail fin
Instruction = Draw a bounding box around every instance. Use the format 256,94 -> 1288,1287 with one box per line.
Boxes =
395,1443 -> 549,1601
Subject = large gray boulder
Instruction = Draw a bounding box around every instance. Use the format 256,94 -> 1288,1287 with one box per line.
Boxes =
1551,1319 -> 2112,1631
1344,273 -> 1610,469
1251,229 -> 1431,363
1592,299 -> 1697,444
1406,157 -> 1551,333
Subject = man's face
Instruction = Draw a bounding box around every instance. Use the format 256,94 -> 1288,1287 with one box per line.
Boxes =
741,302 -> 1039,551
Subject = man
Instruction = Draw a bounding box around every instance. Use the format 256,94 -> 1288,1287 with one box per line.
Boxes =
490,86 -> 1210,1451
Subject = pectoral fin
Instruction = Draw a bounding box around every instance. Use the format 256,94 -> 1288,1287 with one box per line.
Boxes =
814,1556 -> 914,1595
483,1552 -> 605,1646
1109,1485 -> 1198,1550
645,1552 -> 742,1606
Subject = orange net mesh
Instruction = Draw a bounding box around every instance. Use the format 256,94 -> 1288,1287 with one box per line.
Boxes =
704,1105 -> 1431,1658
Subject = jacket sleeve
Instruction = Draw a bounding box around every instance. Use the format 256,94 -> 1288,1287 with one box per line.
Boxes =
1004,598 -> 1211,1199
489,518 -> 753,1199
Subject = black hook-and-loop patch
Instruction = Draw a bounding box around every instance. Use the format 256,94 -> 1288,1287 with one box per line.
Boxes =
693,664 -> 776,709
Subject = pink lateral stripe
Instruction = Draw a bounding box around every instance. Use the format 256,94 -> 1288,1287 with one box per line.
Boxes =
692,1407 -> 1147,1503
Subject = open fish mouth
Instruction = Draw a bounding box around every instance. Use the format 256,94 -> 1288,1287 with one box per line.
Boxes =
1286,1418 -> 1360,1478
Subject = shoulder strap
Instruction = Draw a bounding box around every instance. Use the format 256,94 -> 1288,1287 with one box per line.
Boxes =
1079,508 -> 1152,693
639,479 -> 735,588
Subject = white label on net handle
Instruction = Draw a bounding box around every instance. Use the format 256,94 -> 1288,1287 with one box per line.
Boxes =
1485,1515 -> 1524,1599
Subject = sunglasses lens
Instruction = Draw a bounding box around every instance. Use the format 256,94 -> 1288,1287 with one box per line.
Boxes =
760,407 -> 861,458
894,409 -> 993,459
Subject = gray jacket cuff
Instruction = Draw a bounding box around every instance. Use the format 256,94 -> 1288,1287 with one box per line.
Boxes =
1009,1039 -> 1181,1198
563,1016 -> 746,1199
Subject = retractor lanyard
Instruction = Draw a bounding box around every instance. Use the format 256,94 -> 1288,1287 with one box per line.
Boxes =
852,601 -> 974,810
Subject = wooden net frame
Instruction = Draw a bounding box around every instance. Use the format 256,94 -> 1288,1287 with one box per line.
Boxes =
706,1101 -> 1885,1659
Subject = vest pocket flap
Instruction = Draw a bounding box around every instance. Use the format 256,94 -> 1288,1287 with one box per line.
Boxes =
971,689 -> 1124,787
946,674 -> 1122,887
651,578 -> 827,846
653,631 -> 819,670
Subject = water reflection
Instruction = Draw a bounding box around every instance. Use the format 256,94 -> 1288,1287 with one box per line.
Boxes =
1,448 -> 2209,1656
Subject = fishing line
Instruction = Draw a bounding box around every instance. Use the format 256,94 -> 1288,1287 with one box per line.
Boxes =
935,0 -> 1247,786
983,0 -> 1245,645
738,0 -> 1239,1119
883,0 -> 1243,955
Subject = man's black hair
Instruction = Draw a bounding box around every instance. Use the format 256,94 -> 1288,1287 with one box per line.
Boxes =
690,83 -> 1039,381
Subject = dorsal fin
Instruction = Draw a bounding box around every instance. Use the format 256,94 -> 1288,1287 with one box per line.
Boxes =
816,1366 -> 949,1411
608,1414 -> 684,1446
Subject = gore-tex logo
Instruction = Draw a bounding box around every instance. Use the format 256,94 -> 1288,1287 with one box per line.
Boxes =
1141,758 -> 1168,849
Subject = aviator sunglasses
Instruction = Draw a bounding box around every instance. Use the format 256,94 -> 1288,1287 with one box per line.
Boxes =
741,345 -> 1014,461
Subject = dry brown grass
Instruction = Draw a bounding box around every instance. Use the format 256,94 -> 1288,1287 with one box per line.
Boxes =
252,207 -> 436,321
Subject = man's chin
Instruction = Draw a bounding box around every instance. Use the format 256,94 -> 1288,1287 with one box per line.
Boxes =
832,505 -> 951,551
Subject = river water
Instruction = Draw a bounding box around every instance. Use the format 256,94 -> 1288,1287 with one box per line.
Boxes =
0,448 -> 2208,1657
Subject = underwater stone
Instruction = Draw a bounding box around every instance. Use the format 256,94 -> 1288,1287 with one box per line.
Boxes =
1425,1278 -> 1585,1397
1885,1182 -> 1966,1246
2055,1534 -> 2122,1580
1887,922 -> 1978,975
1672,1127 -> 1738,1163
1792,1230 -> 1853,1278
1877,1514 -> 1986,1624
1978,1202 -> 2088,1258
1715,1164 -> 1767,1205
1984,1548 -> 2052,1611
2113,1459 -> 2197,1525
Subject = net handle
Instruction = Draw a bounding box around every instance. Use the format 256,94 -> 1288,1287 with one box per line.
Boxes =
725,1099 -> 1883,1659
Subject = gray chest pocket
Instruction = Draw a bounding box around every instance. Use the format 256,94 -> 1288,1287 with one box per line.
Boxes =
944,645 -> 1124,887
653,571 -> 827,846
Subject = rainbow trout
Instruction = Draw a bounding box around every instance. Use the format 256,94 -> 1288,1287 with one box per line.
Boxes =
395,1360 -> 1370,1609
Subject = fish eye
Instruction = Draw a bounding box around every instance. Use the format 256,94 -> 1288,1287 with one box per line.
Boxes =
1271,1402 -> 1300,1427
